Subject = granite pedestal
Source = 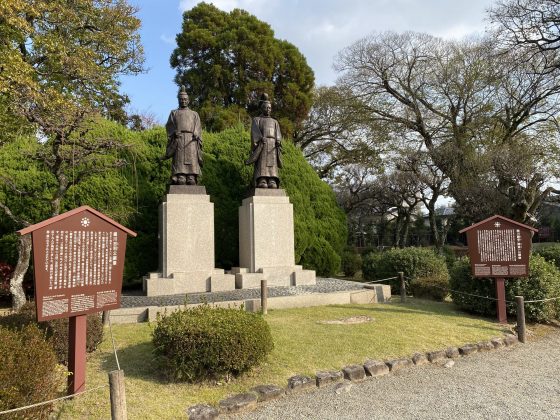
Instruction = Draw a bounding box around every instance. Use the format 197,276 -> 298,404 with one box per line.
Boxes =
143,185 -> 235,296
234,189 -> 315,288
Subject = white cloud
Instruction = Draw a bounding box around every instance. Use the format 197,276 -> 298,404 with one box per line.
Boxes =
159,34 -> 175,45
435,24 -> 485,41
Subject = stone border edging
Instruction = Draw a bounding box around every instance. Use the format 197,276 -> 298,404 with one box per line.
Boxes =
187,334 -> 519,419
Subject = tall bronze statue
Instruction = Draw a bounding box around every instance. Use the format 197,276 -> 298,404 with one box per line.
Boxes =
160,85 -> 203,185
246,93 -> 283,189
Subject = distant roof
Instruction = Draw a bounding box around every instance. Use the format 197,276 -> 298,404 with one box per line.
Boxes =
459,215 -> 538,234
18,206 -> 137,237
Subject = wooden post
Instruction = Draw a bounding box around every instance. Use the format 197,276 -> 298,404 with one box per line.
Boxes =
495,277 -> 507,324
109,370 -> 127,420
102,310 -> 110,327
68,314 -> 87,395
516,296 -> 526,343
399,272 -> 405,303
261,279 -> 268,315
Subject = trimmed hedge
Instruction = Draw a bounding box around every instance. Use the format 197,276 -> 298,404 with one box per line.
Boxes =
152,304 -> 274,382
0,325 -> 66,418
409,276 -> 449,301
341,248 -> 362,277
0,302 -> 104,365
533,245 -> 560,270
362,247 -> 449,294
450,256 -> 560,322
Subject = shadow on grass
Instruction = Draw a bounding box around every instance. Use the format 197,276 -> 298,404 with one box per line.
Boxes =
100,341 -> 168,383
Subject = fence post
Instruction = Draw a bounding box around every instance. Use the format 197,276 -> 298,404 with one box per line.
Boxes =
261,279 -> 268,315
102,310 -> 110,327
109,370 -> 127,420
399,272 -> 405,303
515,296 -> 526,343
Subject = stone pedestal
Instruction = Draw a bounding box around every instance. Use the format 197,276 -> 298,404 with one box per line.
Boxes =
143,185 -> 235,296
235,189 -> 315,287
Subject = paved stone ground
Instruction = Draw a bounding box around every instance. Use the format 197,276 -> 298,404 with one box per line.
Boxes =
121,278 -> 365,308
236,330 -> 560,420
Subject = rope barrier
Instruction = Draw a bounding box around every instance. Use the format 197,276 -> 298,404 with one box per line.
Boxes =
364,276 -> 398,284
523,296 -> 560,303
108,311 -> 121,371
0,385 -> 108,416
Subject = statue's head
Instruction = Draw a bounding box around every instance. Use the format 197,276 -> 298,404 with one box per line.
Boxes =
259,93 -> 272,117
178,85 -> 189,108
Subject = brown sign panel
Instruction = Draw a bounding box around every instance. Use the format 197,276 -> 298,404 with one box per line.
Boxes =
19,206 -> 136,321
459,215 -> 537,278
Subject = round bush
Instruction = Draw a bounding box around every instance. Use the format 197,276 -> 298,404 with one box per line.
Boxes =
0,325 -> 66,418
409,276 -> 449,301
152,304 -> 274,382
341,248 -> 362,277
0,302 -> 104,365
362,247 -> 449,294
450,256 -> 560,322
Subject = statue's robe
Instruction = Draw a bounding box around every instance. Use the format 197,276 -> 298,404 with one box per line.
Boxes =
247,115 -> 283,185
164,108 -> 202,178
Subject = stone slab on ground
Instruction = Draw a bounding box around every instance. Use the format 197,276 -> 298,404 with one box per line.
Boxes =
342,365 -> 366,382
477,341 -> 495,352
411,353 -> 429,366
218,393 -> 257,414
250,384 -> 284,402
316,371 -> 343,388
459,344 -> 479,356
385,358 -> 412,372
364,359 -> 390,376
445,347 -> 460,359
286,375 -> 314,394
187,404 -> 219,420
504,334 -> 519,346
427,350 -> 447,363
491,337 -> 505,348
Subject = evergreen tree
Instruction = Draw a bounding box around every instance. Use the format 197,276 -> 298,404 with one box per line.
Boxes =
170,3 -> 314,137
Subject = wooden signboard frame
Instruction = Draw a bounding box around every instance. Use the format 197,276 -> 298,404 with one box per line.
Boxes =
19,206 -> 136,395
459,215 -> 537,324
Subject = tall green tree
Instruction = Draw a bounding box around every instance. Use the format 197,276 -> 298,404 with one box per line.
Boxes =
0,0 -> 144,309
170,3 -> 314,137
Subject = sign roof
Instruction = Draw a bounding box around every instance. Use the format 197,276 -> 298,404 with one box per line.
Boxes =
17,206 -> 137,237
459,215 -> 538,234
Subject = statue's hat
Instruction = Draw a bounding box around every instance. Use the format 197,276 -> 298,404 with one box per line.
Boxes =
259,93 -> 271,105
178,85 -> 189,99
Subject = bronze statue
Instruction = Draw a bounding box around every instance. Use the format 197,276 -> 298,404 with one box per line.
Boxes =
160,85 -> 203,185
246,93 -> 283,188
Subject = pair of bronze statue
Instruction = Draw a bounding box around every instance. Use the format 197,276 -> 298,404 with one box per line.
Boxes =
160,86 -> 282,189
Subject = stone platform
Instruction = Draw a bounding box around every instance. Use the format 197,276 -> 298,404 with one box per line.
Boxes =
111,278 -> 392,324
143,185 -> 235,296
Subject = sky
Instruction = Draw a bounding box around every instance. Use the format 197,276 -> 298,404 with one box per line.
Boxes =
122,0 -> 496,123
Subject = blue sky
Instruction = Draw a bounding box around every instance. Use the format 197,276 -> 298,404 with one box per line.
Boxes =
122,0 -> 495,123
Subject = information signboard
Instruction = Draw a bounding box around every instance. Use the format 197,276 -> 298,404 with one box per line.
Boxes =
19,206 -> 136,321
459,215 -> 537,324
459,215 -> 536,278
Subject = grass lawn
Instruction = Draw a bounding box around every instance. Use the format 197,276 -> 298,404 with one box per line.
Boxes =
54,298 -> 508,419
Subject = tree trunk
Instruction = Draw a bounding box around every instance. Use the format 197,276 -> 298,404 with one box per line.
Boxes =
10,233 -> 32,311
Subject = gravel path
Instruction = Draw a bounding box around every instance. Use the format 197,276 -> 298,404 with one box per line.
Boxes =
236,331 -> 560,420
121,278 -> 365,308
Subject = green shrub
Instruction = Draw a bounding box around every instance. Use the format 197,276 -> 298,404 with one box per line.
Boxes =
0,302 -> 104,365
152,304 -> 274,382
409,276 -> 449,301
533,244 -> 560,270
0,325 -> 66,418
341,248 -> 362,277
362,247 -> 449,294
299,237 -> 341,277
450,256 -> 560,322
